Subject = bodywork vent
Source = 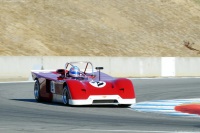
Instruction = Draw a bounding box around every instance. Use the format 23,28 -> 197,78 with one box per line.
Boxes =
93,100 -> 118,104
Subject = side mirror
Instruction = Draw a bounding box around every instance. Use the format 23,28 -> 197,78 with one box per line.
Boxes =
95,67 -> 104,81
95,67 -> 103,70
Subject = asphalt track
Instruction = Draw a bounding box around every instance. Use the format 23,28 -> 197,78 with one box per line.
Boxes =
0,78 -> 200,133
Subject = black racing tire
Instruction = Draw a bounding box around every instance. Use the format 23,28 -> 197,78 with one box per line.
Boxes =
62,86 -> 70,105
34,80 -> 42,102
118,104 -> 131,108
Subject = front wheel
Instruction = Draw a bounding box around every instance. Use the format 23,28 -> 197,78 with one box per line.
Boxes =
34,80 -> 42,102
62,86 -> 69,105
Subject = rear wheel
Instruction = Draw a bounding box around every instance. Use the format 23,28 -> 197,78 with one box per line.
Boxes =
62,86 -> 69,105
34,80 -> 42,102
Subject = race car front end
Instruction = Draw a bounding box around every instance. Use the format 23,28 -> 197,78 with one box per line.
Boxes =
66,78 -> 136,106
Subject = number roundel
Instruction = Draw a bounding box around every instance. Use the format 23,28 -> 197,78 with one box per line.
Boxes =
89,81 -> 106,88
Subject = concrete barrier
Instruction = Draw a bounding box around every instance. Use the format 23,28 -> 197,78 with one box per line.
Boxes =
0,56 -> 200,81
176,57 -> 200,77
161,57 -> 175,77
0,56 -> 42,80
110,57 -> 161,77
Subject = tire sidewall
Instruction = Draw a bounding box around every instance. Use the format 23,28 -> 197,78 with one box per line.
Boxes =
62,86 -> 69,105
34,80 -> 41,102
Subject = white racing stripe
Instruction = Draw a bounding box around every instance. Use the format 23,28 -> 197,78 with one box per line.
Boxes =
130,98 -> 200,117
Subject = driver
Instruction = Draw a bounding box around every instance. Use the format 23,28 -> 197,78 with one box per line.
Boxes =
69,66 -> 80,78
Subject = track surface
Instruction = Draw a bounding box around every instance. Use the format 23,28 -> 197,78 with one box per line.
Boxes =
0,78 -> 200,133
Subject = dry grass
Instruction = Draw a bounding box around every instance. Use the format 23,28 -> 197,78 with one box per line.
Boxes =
0,0 -> 200,56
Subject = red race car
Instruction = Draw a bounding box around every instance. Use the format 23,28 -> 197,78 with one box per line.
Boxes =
32,61 -> 136,107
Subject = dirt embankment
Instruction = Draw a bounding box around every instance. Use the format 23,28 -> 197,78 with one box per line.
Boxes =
0,0 -> 200,56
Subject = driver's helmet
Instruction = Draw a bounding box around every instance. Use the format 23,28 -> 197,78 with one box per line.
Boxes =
69,66 -> 80,77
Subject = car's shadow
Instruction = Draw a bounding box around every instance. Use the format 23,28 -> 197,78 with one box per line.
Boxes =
10,99 -> 131,108
11,98 -> 36,103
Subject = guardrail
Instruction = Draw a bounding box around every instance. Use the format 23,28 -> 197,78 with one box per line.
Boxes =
0,56 -> 200,81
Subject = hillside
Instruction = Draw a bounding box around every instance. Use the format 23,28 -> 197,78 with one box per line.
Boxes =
0,0 -> 200,56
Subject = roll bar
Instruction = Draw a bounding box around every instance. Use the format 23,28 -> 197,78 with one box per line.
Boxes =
65,61 -> 94,77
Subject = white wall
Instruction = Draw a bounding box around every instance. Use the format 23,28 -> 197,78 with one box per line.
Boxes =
110,57 -> 161,77
161,57 -> 175,77
0,56 -> 200,80
176,57 -> 200,77
0,56 -> 42,79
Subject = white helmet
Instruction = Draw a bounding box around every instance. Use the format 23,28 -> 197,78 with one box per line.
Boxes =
69,66 -> 80,77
